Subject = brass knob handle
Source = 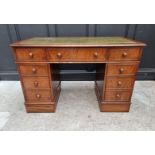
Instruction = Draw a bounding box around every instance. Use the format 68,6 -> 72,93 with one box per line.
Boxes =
32,68 -> 37,74
117,81 -> 122,86
36,94 -> 41,99
57,53 -> 62,58
119,68 -> 124,74
34,81 -> 39,87
122,52 -> 128,57
29,52 -> 33,58
93,52 -> 98,58
116,93 -> 121,98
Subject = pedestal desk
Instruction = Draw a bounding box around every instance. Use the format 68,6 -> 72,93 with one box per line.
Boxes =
11,37 -> 146,113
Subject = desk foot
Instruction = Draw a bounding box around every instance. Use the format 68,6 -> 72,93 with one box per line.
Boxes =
99,103 -> 131,112
26,104 -> 56,113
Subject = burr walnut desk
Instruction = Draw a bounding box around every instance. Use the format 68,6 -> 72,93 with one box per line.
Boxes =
11,37 -> 146,113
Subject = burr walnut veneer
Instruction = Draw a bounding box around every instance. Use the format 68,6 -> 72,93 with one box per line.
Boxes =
11,37 -> 146,113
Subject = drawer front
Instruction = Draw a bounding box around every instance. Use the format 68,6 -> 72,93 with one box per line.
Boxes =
106,63 -> 138,76
47,48 -> 76,61
106,77 -> 135,89
104,91 -> 132,101
76,48 -> 107,62
15,48 -> 46,61
22,77 -> 50,89
19,64 -> 49,76
47,48 -> 107,62
109,47 -> 141,61
25,90 -> 52,103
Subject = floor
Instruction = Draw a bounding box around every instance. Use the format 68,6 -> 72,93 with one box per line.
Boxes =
0,81 -> 155,131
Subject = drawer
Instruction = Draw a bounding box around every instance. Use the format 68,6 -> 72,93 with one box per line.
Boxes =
106,63 -> 139,76
15,48 -> 46,61
109,47 -> 141,61
104,90 -> 132,101
106,77 -> 135,89
47,48 -> 76,61
19,64 -> 49,76
76,48 -> 107,62
47,48 -> 107,62
22,77 -> 50,89
25,90 -> 52,103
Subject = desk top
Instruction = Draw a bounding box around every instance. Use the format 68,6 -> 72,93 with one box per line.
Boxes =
11,37 -> 146,47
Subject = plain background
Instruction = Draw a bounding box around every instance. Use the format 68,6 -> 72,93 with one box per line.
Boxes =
0,0 -> 155,155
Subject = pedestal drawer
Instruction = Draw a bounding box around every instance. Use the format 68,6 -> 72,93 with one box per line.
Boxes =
106,63 -> 139,76
104,90 -> 132,101
25,90 -> 52,103
106,76 -> 135,89
19,64 -> 49,76
22,77 -> 50,89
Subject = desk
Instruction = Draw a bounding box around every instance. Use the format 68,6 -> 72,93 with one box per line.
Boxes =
11,37 -> 146,113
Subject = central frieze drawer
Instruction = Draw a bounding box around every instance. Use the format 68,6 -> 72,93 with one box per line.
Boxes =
47,48 -> 107,62
76,48 -> 107,62
47,48 -> 76,61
